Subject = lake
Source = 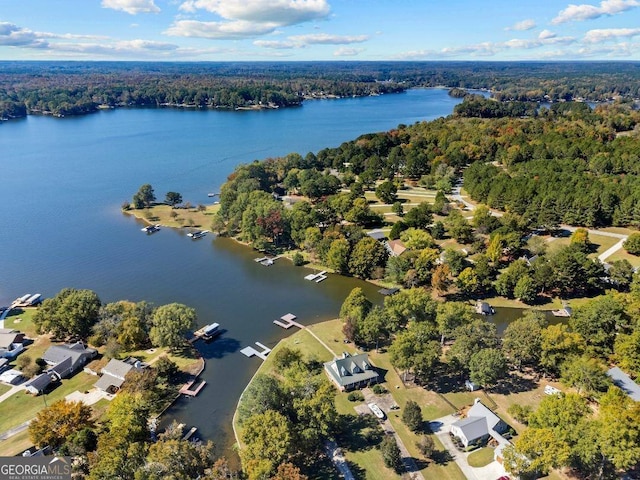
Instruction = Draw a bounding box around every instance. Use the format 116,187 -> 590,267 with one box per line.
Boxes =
0,87 -> 524,462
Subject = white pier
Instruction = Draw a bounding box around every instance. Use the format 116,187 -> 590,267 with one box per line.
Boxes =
304,270 -> 327,282
240,342 -> 272,360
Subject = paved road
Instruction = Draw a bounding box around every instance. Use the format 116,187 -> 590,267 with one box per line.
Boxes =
325,440 -> 355,480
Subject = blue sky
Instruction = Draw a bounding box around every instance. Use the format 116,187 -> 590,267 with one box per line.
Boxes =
1,0 -> 640,61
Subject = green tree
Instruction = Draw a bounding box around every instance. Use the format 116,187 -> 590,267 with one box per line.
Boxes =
380,436 -> 403,472
137,438 -> 215,480
570,294 -> 626,357
469,348 -> 507,388
241,410 -> 293,479
561,356 -> 611,397
608,259 -> 634,291
375,180 -> 398,204
389,322 -> 440,381
504,428 -> 571,477
359,307 -> 390,348
402,400 -> 423,432
598,386 -> 640,471
383,287 -> 437,331
436,301 -> 474,345
539,323 -> 586,376
29,400 -> 94,449
149,303 -> 197,349
614,328 -> 640,377
502,311 -> 546,369
165,191 -> 182,207
340,288 -> 372,324
400,228 -> 435,250
403,202 -> 432,229
448,319 -> 499,370
33,288 -> 101,339
513,275 -> 537,303
326,238 -> 351,274
416,435 -> 435,459
445,209 -> 474,244
237,374 -> 287,424
392,201 -> 404,216
623,232 -> 640,255
133,184 -> 156,209
349,236 -> 388,279
456,267 -> 480,297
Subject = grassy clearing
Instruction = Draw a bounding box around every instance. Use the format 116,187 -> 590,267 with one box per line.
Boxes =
599,226 -> 638,236
124,203 -> 220,229
606,249 -> 640,268
0,429 -> 32,456
0,372 -> 96,433
467,447 -> 495,467
4,308 -> 38,337
0,384 -> 11,396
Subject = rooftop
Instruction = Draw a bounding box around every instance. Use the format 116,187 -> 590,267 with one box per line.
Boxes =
607,367 -> 640,402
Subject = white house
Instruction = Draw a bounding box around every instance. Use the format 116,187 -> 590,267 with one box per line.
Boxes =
450,399 -> 509,448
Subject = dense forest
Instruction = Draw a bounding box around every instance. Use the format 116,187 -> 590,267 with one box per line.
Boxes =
2,61 -> 640,119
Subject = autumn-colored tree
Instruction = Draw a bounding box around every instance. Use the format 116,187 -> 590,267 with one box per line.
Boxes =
271,463 -> 308,480
431,264 -> 451,295
29,400 -> 94,449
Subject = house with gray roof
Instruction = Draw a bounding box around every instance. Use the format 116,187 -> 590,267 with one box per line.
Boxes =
95,358 -> 145,393
450,399 -> 509,448
324,352 -> 379,391
43,342 -> 97,379
0,331 -> 25,359
607,367 -> 640,402
24,373 -> 52,395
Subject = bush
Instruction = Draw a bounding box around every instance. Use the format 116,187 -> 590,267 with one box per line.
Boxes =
624,233 -> 640,255
292,252 -> 305,266
347,391 -> 364,402
372,384 -> 386,394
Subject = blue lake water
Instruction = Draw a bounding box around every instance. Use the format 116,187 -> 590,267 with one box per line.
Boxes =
0,87 -> 506,461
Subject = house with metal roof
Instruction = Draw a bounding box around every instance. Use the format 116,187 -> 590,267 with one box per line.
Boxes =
0,331 -> 25,359
324,352 -> 379,391
42,342 -> 97,379
607,367 -> 640,402
450,399 -> 509,448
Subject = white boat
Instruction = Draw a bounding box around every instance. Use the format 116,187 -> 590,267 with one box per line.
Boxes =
187,230 -> 208,239
367,402 -> 385,419
142,224 -> 161,234
202,323 -> 220,338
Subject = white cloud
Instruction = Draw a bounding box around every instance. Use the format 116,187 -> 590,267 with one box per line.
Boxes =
101,0 -> 160,15
584,27 -> 640,42
552,0 -> 639,24
333,47 -> 363,56
164,20 -> 278,39
538,29 -> 557,39
253,39 -> 297,49
178,0 -> 330,26
505,19 -> 536,31
0,22 -> 47,47
288,33 -> 368,45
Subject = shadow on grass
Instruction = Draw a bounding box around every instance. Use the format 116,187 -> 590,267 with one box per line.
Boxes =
345,460 -> 366,480
335,413 -> 385,452
431,449 -> 455,466
492,372 -> 538,395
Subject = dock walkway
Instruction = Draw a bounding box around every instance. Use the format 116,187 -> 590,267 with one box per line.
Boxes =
240,342 -> 272,360
273,313 -> 305,330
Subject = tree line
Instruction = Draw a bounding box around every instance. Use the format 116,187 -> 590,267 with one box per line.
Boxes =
3,61 -> 640,120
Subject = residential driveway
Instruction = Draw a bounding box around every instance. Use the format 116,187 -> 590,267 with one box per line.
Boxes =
325,440 -> 355,480
362,388 -> 425,480
430,415 -> 508,480
65,388 -> 113,405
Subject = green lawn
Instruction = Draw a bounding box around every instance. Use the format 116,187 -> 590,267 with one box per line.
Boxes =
4,308 -> 38,337
467,447 -> 494,468
0,429 -> 32,457
0,383 -> 11,396
0,372 -> 96,433
605,249 -> 640,268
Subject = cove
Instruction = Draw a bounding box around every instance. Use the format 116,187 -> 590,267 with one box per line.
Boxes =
1,87 -> 502,461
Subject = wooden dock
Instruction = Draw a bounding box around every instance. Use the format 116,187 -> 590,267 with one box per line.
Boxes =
273,313 -> 304,330
179,380 -> 207,396
240,342 -> 272,360
183,426 -> 197,440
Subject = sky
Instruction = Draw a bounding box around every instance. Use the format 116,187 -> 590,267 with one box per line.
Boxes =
1,0 -> 640,61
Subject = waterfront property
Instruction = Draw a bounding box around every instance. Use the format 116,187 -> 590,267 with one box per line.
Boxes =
0,330 -> 26,359
95,358 -> 145,393
450,399 -> 510,455
324,352 -> 379,391
273,313 -> 303,330
42,342 -> 97,379
240,342 -> 272,361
